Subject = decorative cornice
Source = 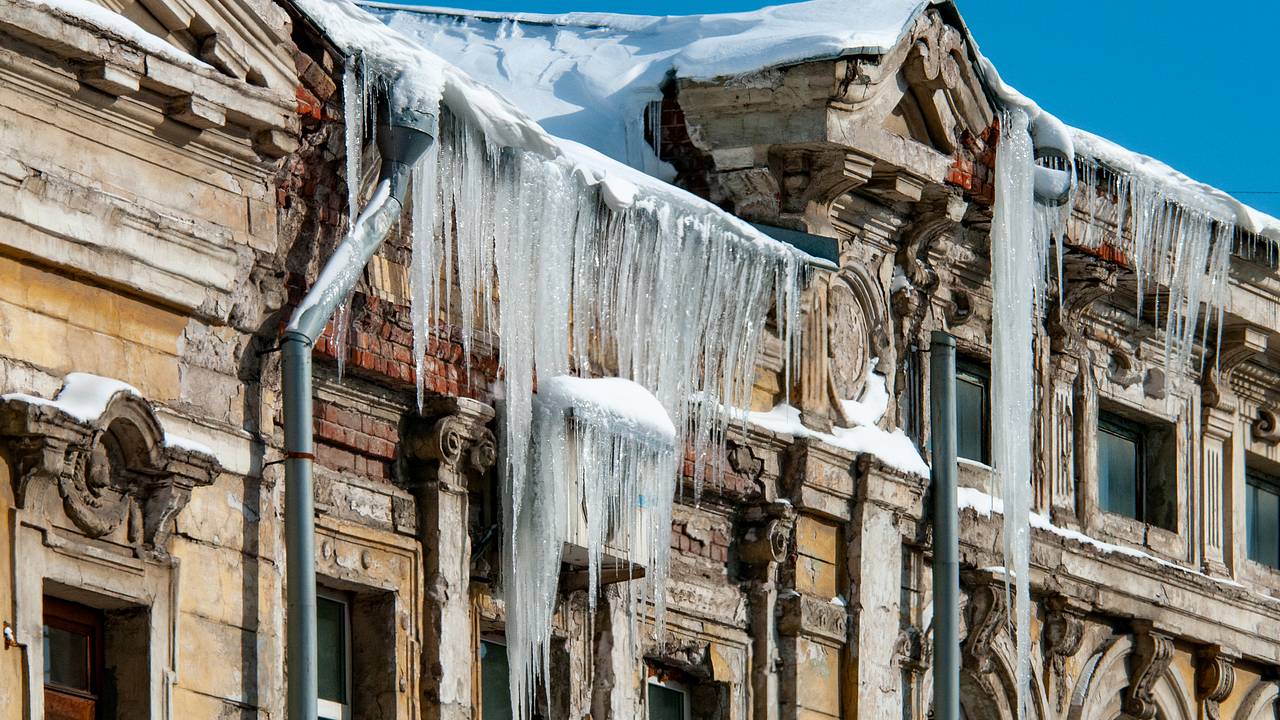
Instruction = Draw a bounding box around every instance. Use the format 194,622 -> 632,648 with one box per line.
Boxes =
0,387 -> 219,559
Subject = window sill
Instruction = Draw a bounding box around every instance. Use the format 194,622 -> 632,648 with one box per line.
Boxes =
1096,512 -> 1186,564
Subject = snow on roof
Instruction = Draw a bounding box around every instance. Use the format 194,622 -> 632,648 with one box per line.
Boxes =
365,0 -> 1279,244
26,0 -> 210,70
293,0 -> 803,262
364,0 -> 933,165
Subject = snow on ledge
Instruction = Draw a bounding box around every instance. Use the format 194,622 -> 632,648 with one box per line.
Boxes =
537,376 -> 676,442
26,0 -> 210,70
956,486 -> 1252,592
2,373 -> 217,458
746,403 -> 929,478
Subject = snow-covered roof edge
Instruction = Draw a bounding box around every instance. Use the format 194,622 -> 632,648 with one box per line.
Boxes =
368,0 -> 1279,245
291,0 -> 814,265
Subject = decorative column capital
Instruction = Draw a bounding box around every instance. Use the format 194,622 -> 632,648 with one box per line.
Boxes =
404,397 -> 496,491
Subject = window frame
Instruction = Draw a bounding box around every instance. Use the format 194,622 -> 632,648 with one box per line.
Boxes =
1246,467 -> 1280,569
1097,412 -> 1148,522
954,357 -> 991,465
317,588 -> 353,720
42,596 -> 103,700
646,676 -> 691,720
479,634 -> 513,720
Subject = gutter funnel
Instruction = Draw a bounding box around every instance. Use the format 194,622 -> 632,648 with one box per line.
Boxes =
282,100 -> 435,720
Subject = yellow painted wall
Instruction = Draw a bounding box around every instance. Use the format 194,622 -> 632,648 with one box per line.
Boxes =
0,456 -> 21,720
0,255 -> 186,399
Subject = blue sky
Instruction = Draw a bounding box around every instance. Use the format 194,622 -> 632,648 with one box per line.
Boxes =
400,0 -> 1280,218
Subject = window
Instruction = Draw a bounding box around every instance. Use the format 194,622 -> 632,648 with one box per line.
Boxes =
647,679 -> 690,720
318,592 -> 351,720
955,359 -> 990,464
43,597 -> 102,720
1246,468 -> 1280,569
1096,411 -> 1175,529
480,639 -> 513,720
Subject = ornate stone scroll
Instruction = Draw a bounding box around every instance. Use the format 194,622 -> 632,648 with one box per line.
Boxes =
1195,644 -> 1237,720
1124,621 -> 1174,720
0,384 -> 219,558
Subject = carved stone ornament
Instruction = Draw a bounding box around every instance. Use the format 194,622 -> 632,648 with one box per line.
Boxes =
0,380 -> 219,558
1255,407 -> 1280,445
1047,253 -> 1117,356
1124,621 -> 1174,720
961,575 -> 1006,675
1202,326 -> 1267,410
776,592 -> 848,644
1044,596 -> 1086,712
1195,645 -> 1237,720
404,396 -> 497,491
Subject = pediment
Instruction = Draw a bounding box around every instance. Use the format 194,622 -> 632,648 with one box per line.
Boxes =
883,7 -> 993,155
84,0 -> 295,91
828,6 -> 995,177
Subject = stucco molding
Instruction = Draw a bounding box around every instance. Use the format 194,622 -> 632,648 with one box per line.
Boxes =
0,387 -> 219,559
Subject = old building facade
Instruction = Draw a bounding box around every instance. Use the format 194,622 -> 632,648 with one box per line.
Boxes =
1,1 -> 1279,720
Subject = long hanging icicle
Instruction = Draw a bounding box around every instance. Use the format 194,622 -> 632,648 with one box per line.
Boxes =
334,55 -> 367,379
401,108 -> 799,720
990,109 -> 1043,720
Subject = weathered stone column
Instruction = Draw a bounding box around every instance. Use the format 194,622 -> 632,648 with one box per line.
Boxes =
846,499 -> 902,719
1047,355 -> 1080,524
1201,326 -> 1267,577
404,397 -> 496,720
1201,406 -> 1234,576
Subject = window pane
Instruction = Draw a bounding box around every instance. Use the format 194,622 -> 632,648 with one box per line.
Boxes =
1098,427 -> 1138,518
648,684 -> 685,720
1248,480 -> 1280,568
955,374 -> 986,464
317,596 -> 347,703
43,625 -> 90,691
481,640 -> 513,720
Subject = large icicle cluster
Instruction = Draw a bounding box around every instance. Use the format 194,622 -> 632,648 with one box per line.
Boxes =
507,376 -> 677,720
1070,155 -> 1234,381
403,109 -> 796,720
991,106 -> 1242,720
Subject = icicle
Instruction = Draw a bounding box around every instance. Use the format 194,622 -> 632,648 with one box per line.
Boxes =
991,108 -> 1038,720
401,107 -> 799,720
334,55 -> 368,380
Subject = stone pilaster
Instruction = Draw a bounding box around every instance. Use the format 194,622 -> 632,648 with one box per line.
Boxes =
1048,355 -> 1080,525
1201,326 -> 1267,576
1201,406 -> 1235,576
403,397 -> 496,720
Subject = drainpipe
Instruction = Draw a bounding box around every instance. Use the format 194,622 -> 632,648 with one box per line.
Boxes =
282,100 -> 435,720
929,330 -> 959,720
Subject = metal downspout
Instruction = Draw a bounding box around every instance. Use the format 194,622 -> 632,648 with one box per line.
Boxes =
930,331 -> 959,720
282,104 -> 435,720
